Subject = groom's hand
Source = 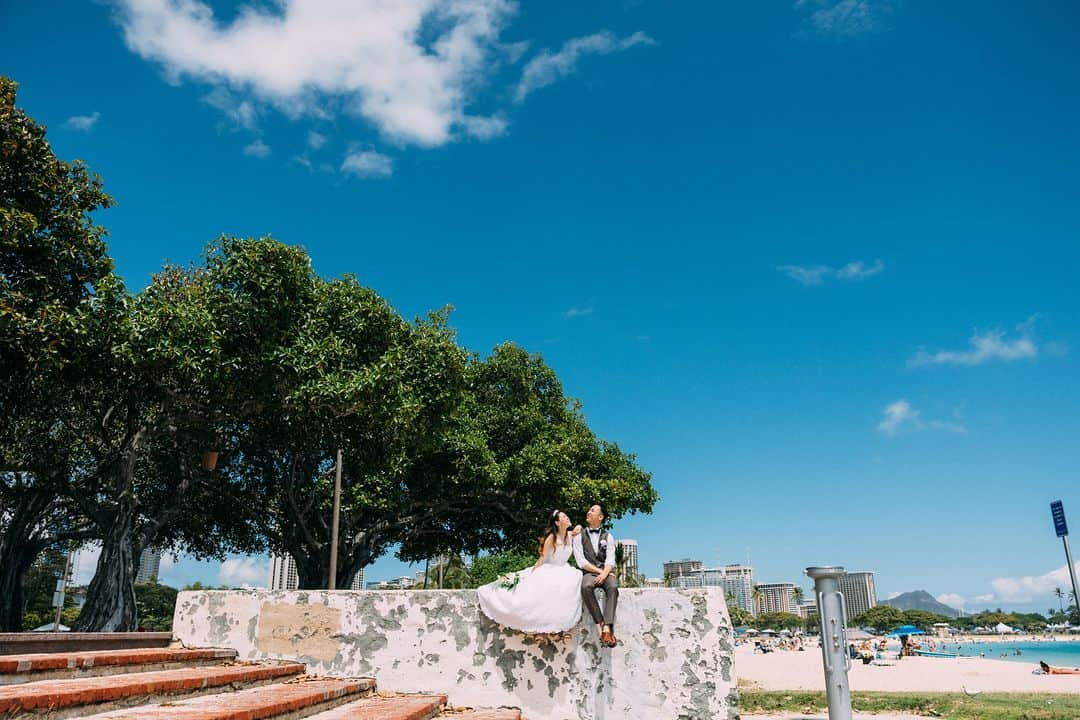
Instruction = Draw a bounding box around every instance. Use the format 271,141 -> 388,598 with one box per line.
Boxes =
594,569 -> 609,586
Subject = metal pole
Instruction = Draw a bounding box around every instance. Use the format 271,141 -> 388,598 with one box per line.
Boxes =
328,449 -> 342,590
806,566 -> 853,720
1063,536 -> 1080,621
53,547 -> 73,631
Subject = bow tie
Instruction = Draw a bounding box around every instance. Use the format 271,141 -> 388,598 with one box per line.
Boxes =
588,528 -> 601,534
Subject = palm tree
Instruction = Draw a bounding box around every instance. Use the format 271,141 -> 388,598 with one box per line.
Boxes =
793,587 -> 805,605
1054,587 -> 1066,613
432,554 -> 472,589
752,585 -> 764,616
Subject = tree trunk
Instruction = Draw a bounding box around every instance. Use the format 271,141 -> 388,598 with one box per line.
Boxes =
0,541 -> 37,631
0,492 -> 52,631
73,513 -> 140,631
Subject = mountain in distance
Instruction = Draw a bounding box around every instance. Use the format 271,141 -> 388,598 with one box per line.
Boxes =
881,590 -> 962,618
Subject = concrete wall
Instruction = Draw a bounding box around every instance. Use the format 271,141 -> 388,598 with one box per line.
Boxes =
172,588 -> 738,720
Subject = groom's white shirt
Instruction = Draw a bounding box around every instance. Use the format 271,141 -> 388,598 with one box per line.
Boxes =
573,527 -> 615,571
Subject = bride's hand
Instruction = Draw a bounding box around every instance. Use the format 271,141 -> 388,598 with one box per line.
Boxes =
570,525 -> 583,536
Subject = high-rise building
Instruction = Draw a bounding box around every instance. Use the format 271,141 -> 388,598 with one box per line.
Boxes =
616,539 -> 639,582
668,564 -> 755,615
269,553 -> 364,590
663,558 -> 703,580
797,598 -> 818,618
135,547 -> 162,584
755,582 -> 798,615
717,564 -> 754,615
838,571 -> 877,618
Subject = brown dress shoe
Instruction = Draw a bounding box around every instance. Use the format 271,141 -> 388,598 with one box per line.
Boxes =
600,629 -> 614,647
608,632 -> 618,647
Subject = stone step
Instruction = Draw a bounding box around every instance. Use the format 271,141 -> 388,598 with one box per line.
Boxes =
438,710 -> 521,720
0,661 -> 306,717
0,633 -> 173,656
300,694 -> 447,720
78,677 -> 376,720
0,648 -> 239,685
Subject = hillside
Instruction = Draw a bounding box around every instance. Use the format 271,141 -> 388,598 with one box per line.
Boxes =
881,590 -> 962,618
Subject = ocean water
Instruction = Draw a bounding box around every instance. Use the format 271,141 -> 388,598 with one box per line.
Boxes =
937,640 -> 1080,668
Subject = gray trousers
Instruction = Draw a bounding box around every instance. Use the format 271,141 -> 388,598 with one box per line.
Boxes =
581,573 -> 618,627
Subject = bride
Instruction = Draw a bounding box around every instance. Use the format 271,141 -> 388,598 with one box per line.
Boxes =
477,509 -> 583,634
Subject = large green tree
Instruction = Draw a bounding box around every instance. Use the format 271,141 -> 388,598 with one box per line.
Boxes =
0,76 -> 113,630
849,604 -> 905,632
68,252 -> 265,630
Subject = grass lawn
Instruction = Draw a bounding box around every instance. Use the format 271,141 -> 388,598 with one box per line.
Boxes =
739,690 -> 1080,719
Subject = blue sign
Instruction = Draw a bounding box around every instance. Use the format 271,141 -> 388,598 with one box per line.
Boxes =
1051,501 -> 1069,537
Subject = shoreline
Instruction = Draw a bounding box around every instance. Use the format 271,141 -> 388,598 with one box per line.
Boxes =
734,644 -> 1080,694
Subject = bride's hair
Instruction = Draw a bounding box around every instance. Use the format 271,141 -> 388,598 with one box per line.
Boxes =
538,509 -> 564,554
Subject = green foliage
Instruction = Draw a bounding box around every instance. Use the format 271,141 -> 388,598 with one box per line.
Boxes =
0,75 -> 111,631
849,604 -> 905,631
134,581 -> 178,631
899,609 -> 950,629
729,606 -> 754,626
469,550 -> 535,587
18,545 -> 78,630
752,611 -> 804,630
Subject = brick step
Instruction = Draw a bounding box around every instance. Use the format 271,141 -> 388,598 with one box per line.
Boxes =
299,694 -> 447,720
438,710 -> 521,719
79,677 -> 376,720
0,661 -> 306,718
0,648 -> 238,685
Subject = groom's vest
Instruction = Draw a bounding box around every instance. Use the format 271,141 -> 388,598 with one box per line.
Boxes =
580,529 -> 611,570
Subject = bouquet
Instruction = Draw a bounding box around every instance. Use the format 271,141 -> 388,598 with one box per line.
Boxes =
497,572 -> 521,591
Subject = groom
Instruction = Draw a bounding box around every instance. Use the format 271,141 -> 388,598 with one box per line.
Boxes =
572,503 -> 619,648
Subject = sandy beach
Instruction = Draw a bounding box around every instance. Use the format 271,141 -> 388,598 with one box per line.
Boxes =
734,644 -> 1080,694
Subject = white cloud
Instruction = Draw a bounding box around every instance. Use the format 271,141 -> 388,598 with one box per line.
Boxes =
461,113 -> 508,139
795,0 -> 897,36
836,259 -> 885,280
341,149 -> 393,178
886,591 -> 901,600
936,592 -> 966,608
563,305 -> 594,319
112,0 -> 518,147
877,399 -> 918,436
515,31 -> 654,103
243,139 -> 271,158
777,259 -> 884,285
972,593 -> 995,604
990,562 -> 1080,603
910,325 -> 1040,368
876,399 -> 967,436
203,87 -> 257,129
218,557 -> 268,588
65,112 -> 101,131
307,130 -> 327,149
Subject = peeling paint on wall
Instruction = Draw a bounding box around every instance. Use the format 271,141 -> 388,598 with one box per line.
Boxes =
173,588 -> 736,720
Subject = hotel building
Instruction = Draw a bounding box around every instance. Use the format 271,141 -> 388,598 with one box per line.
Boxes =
269,553 -> 364,590
838,571 -> 877,619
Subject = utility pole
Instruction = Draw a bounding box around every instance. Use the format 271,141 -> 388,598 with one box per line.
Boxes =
328,449 -> 343,590
53,546 -> 73,631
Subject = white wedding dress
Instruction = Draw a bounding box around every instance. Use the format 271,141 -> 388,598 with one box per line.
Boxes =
477,540 -> 583,633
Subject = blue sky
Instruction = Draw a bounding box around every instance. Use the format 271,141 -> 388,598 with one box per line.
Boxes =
5,1 -> 1080,614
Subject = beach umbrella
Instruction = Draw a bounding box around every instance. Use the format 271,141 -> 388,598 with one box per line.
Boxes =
886,624 -> 926,637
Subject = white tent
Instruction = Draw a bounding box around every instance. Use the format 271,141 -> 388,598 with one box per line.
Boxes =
993,622 -> 1015,634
